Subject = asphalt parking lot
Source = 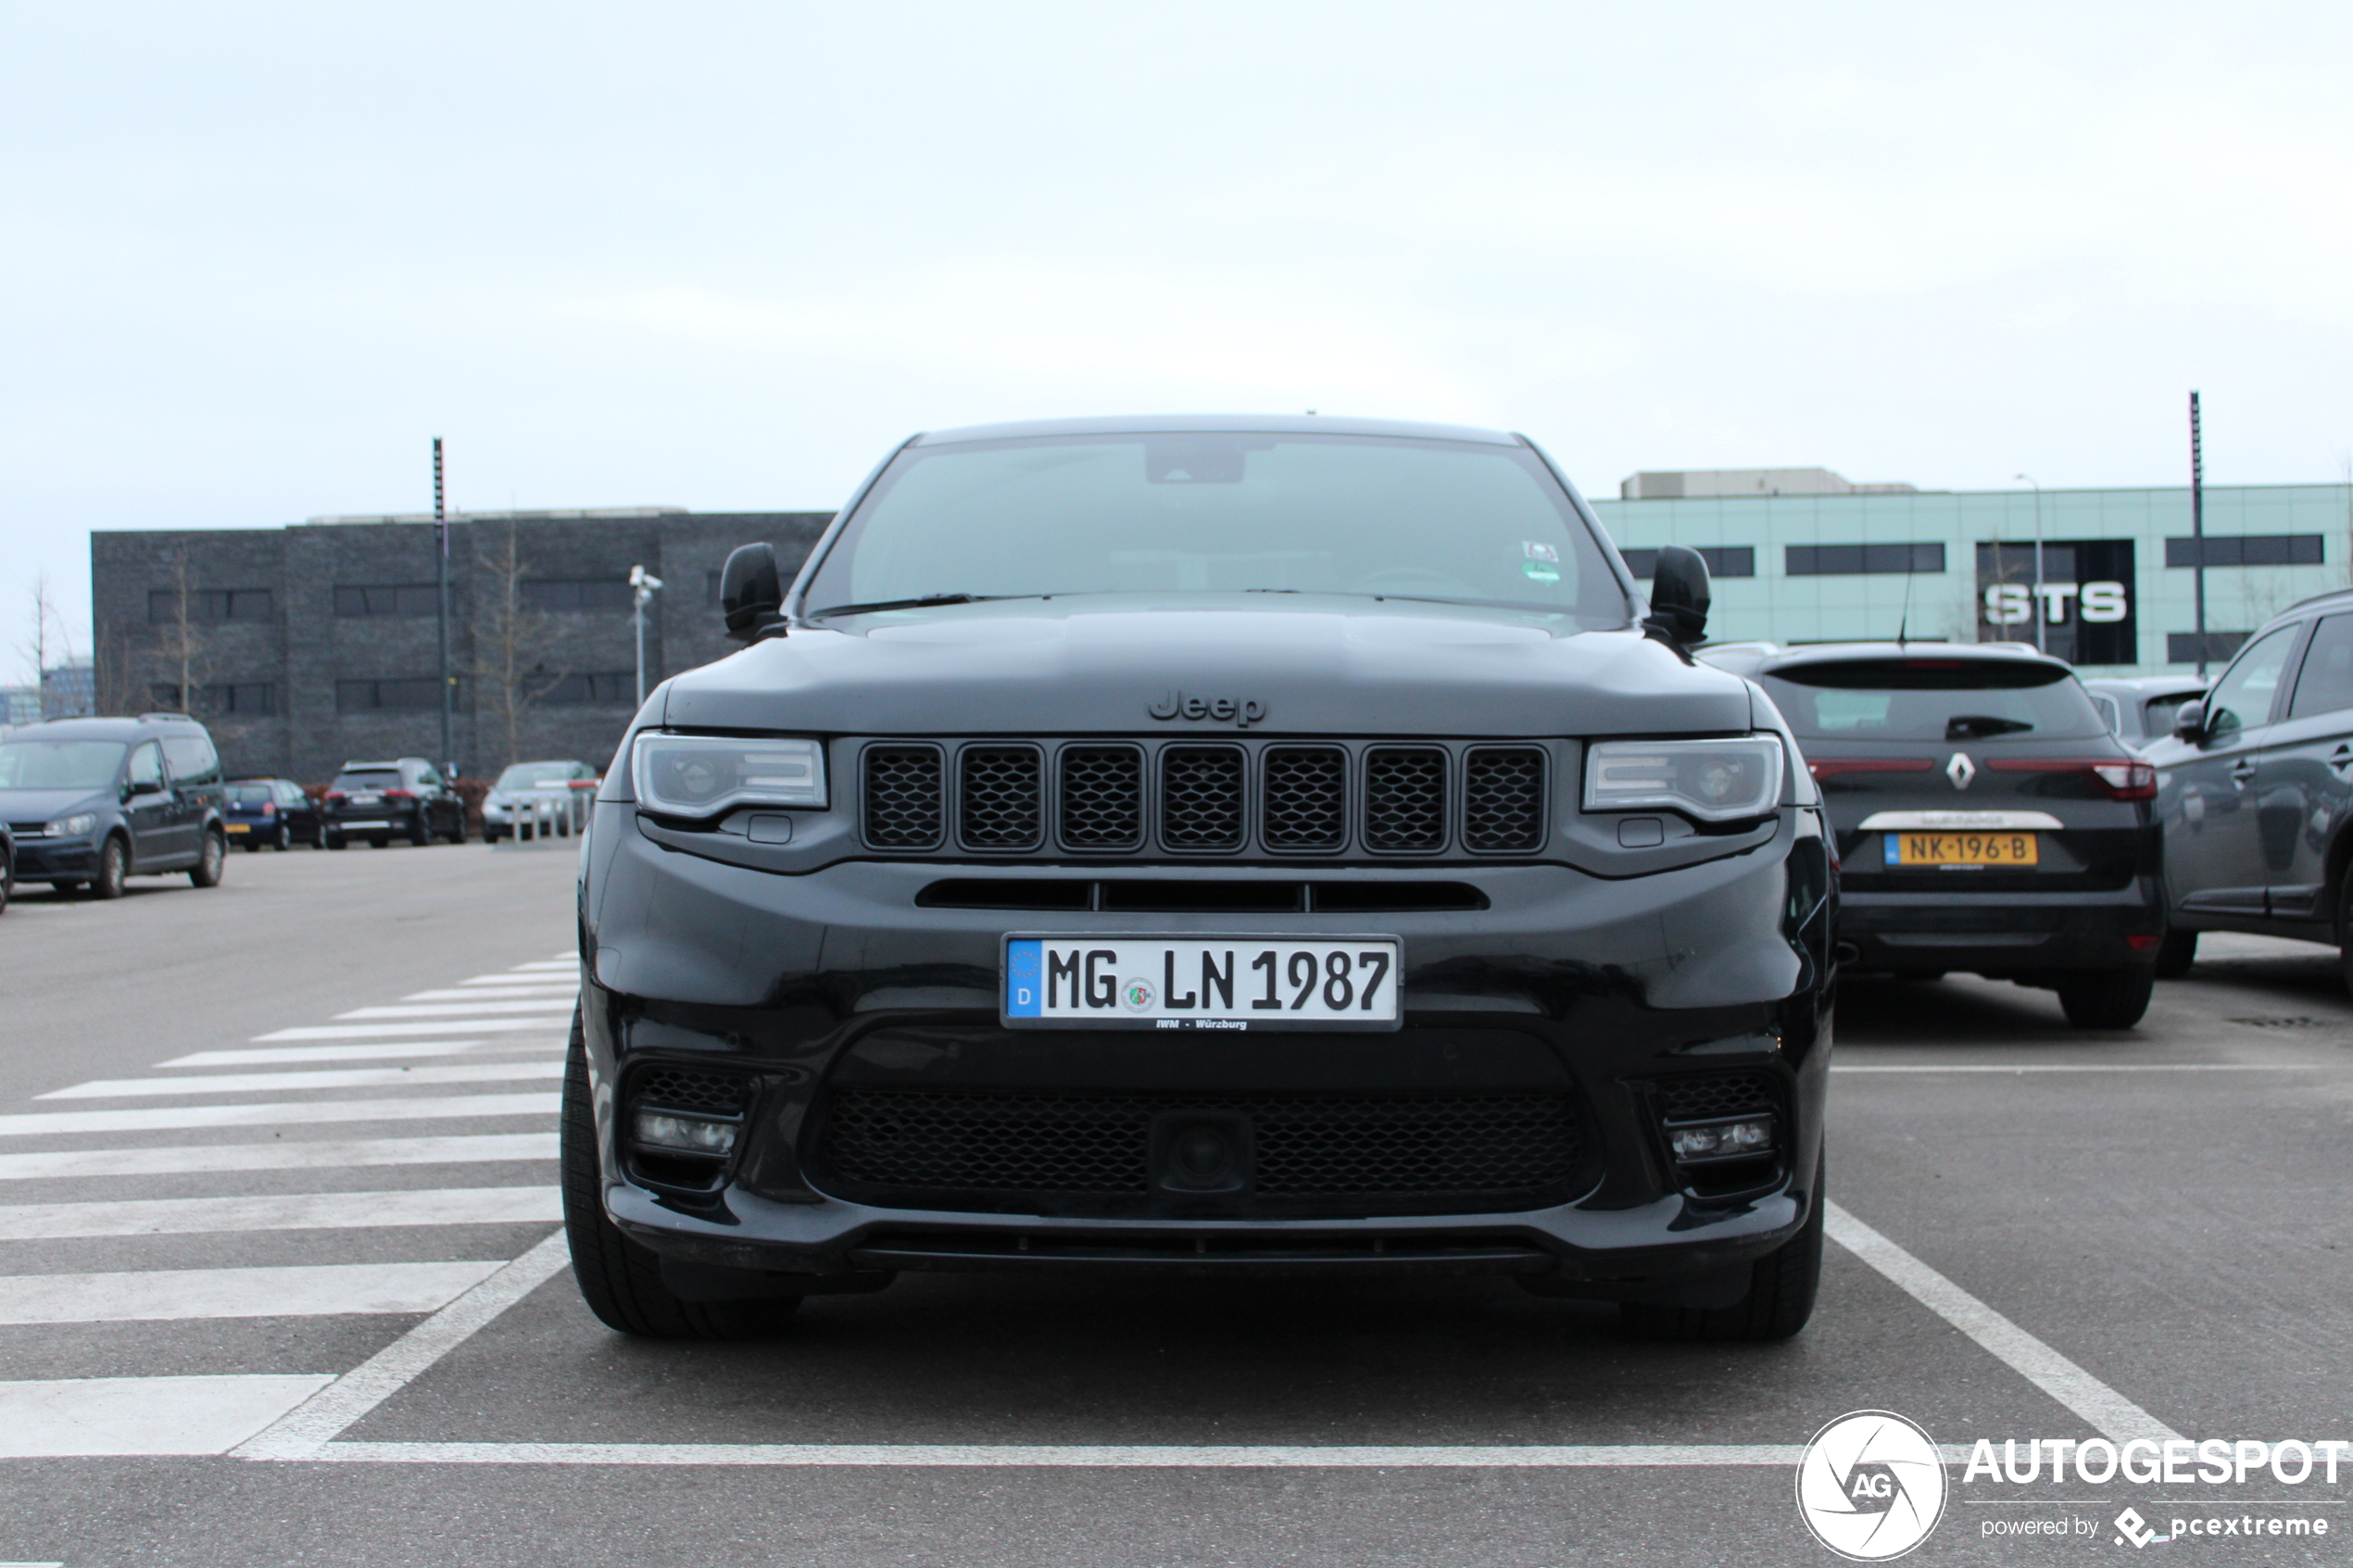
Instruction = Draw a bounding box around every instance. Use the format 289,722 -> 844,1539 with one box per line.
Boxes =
3,844 -> 2350,1566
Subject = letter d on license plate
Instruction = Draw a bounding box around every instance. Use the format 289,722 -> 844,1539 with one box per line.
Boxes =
1002,935 -> 1402,1031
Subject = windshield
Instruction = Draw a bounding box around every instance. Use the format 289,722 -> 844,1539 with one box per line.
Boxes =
1760,659 -> 2109,742
227,784 -> 275,805
496,764 -> 575,788
801,433 -> 1630,627
0,738 -> 126,792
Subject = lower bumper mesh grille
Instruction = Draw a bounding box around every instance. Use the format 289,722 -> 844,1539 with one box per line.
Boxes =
812,1087 -> 1589,1214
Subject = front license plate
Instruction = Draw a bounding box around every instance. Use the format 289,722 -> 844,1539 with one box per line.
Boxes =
1885,832 -> 2039,867
1003,935 -> 1402,1031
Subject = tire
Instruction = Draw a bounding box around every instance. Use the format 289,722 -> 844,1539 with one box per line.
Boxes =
0,852 -> 11,915
2057,965 -> 2155,1029
189,829 -> 226,888
445,813 -> 469,847
274,823 -> 292,851
2153,926 -> 2197,980
2338,877 -> 2353,997
560,1014 -> 799,1341
409,811 -> 432,847
1621,1156 -> 1824,1343
92,836 -> 129,899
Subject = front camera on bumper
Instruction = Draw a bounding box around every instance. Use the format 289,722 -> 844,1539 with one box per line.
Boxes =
630,1109 -> 740,1157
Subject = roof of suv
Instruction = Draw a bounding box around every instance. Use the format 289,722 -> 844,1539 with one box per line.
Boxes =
912,414 -> 1524,447
10,715 -> 207,739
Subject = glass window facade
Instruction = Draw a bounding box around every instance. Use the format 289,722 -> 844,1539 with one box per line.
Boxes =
1592,482 -> 2351,672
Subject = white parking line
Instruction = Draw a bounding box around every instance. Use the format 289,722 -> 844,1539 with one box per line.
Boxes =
157,1041 -> 547,1067
299,1441 -> 1827,1467
459,973 -> 579,986
0,1260 -> 505,1324
258,1020 -> 563,1040
41,1061 -> 566,1099
401,987 -> 580,1002
0,1375 -> 334,1457
1824,1202 -> 2181,1444
1832,1064 -> 2319,1073
335,1000 -> 577,1020
0,1093 -> 560,1138
0,1133 -> 558,1181
0,1185 -> 560,1238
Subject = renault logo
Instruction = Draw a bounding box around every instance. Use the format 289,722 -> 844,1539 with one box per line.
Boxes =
1945,752 -> 1976,790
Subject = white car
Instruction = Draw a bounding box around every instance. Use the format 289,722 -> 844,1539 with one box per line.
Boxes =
482,759 -> 598,840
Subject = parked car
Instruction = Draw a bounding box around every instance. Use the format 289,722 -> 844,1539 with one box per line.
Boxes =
564,415 -> 1837,1344
481,759 -> 598,841
2084,675 -> 2209,752
224,777 -> 324,850
1702,641 -> 2161,1027
2143,587 -> 2353,984
321,758 -> 468,848
0,713 -> 230,897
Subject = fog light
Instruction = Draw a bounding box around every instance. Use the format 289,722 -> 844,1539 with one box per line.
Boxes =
631,1109 -> 739,1157
1667,1115 -> 1774,1162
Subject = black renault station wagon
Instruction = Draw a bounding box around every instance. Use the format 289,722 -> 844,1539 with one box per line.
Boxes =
563,416 -> 1837,1344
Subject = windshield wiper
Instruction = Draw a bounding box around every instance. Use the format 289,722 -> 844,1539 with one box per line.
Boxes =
807,593 -> 989,619
1946,714 -> 2034,739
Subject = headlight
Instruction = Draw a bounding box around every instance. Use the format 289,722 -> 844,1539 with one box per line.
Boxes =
44,813 -> 97,838
1583,735 -> 1783,822
632,733 -> 827,817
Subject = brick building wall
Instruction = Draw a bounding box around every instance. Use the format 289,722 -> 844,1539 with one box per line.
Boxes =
90,509 -> 832,784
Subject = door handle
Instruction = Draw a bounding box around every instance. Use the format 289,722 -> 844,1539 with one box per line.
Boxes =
2230,760 -> 2257,789
2331,746 -> 2353,775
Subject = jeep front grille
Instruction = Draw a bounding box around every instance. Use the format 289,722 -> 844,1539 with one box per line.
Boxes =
856,739 -> 1553,859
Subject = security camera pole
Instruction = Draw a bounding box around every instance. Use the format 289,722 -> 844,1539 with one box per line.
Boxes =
631,565 -> 665,707
2190,391 -> 2208,676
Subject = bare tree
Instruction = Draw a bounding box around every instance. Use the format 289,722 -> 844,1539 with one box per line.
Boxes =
151,547 -> 210,714
92,621 -> 141,717
471,523 -> 566,770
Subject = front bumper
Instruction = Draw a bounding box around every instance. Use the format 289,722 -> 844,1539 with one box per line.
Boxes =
13,838 -> 95,879
1837,879 -> 2162,975
578,800 -> 1837,1298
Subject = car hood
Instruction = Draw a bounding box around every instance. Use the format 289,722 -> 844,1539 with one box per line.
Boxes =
0,788 -> 109,822
660,599 -> 1755,737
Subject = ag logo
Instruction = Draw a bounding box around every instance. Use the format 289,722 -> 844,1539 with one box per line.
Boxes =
1794,1411 -> 1946,1561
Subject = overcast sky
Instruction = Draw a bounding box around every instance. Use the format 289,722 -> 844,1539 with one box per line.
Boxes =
5,2 -> 2349,680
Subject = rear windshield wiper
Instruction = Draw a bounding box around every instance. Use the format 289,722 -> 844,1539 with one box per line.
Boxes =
1946,714 -> 2034,739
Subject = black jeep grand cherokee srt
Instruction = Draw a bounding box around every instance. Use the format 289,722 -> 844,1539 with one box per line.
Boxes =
565,416 -> 1836,1343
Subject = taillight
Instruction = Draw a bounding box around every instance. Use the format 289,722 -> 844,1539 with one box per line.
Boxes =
383,788 -> 416,800
259,802 -> 276,816
325,792 -> 346,805
1807,759 -> 1934,782
1986,759 -> 2157,801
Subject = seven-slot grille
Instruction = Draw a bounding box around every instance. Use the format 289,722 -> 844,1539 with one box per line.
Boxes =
862,740 -> 1550,857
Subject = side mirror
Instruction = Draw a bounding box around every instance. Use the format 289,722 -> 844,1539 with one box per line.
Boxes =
127,777 -> 164,797
720,543 -> 788,644
1642,545 -> 1711,656
2171,700 -> 2205,743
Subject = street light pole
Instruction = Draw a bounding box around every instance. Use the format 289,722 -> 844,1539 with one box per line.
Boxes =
434,438 -> 452,773
630,565 -> 665,707
2016,473 -> 2045,653
2190,391 -> 2208,676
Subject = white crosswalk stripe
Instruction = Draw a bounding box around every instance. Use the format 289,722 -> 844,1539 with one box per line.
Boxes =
0,953 -> 576,1454
41,1060 -> 567,1099
335,999 -> 577,1020
0,1186 -> 560,1239
0,1133 -> 559,1181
